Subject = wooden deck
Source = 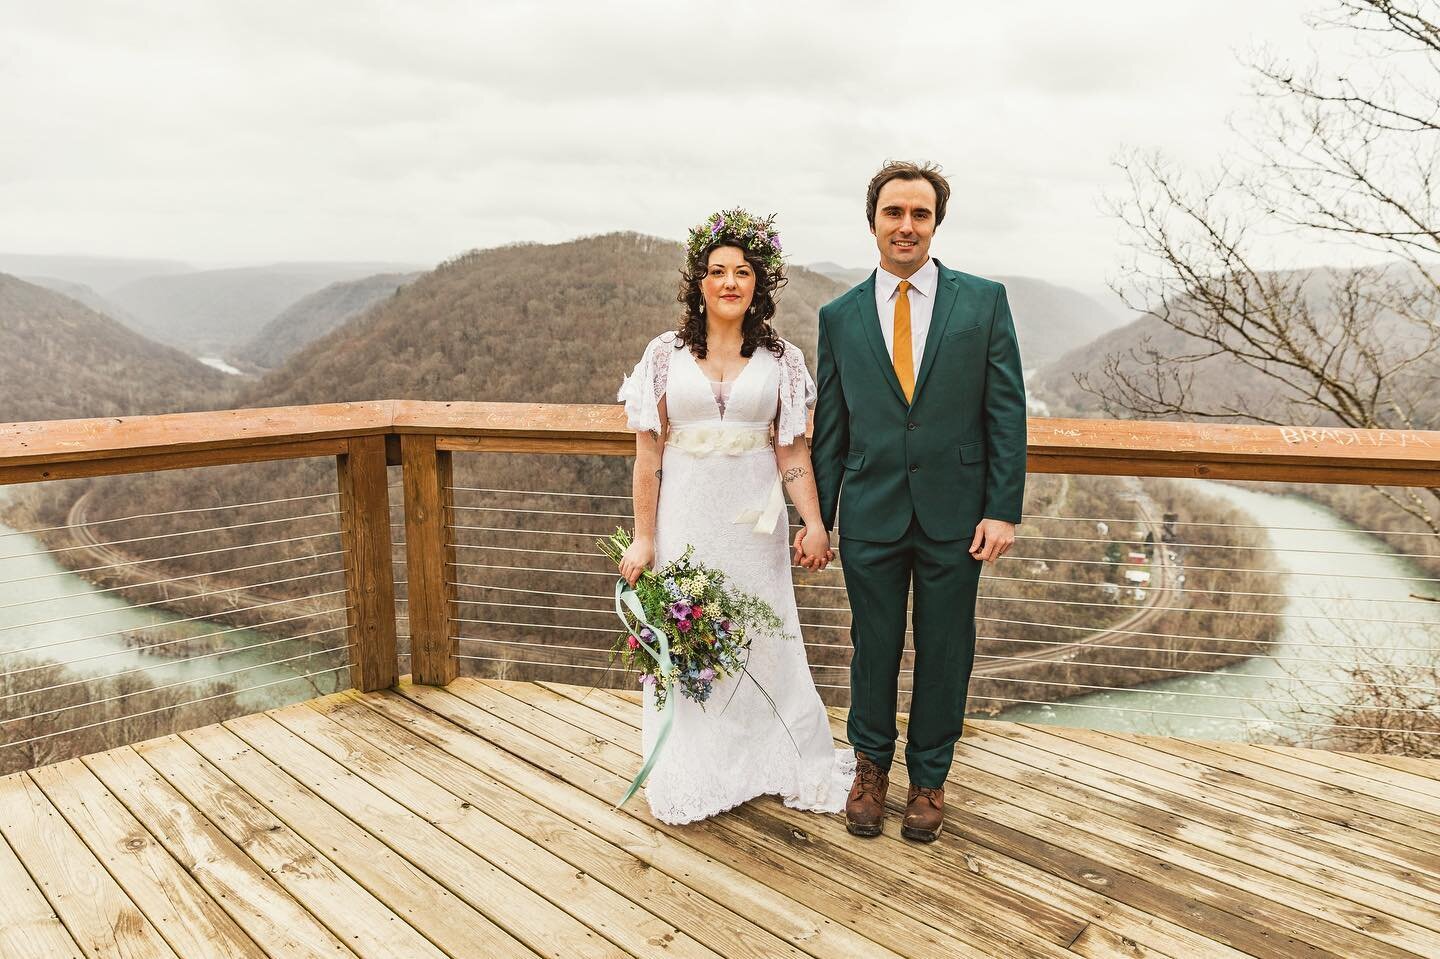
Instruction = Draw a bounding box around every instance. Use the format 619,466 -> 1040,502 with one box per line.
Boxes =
3,678 -> 1439,959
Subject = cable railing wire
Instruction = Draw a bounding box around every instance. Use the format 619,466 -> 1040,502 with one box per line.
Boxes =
0,664 -> 351,751
439,484 -> 1440,541
0,568 -> 346,634
2,642 -> 355,727
0,510 -> 343,564
2,530 -> 341,588
4,602 -> 350,668
0,549 -> 348,614
0,624 -> 351,704
0,490 -> 340,541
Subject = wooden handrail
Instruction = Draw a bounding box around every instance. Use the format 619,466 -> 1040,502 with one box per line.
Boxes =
3,401 -> 1440,485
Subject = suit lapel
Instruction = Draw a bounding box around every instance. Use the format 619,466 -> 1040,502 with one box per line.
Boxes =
851,272 -> 909,407
912,261 -> 960,403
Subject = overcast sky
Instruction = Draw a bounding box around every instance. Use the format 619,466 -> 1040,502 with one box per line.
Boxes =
2,1 -> 1341,294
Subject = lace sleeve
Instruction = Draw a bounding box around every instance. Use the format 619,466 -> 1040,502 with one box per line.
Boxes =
617,334 -> 674,433
776,341 -> 817,446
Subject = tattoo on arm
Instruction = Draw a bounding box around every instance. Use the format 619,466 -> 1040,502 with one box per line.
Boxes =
648,429 -> 660,441
782,467 -> 807,484
655,469 -> 663,482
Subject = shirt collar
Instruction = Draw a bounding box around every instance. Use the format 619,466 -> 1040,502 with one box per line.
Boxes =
876,256 -> 938,301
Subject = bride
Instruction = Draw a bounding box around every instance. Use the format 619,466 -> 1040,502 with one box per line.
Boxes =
616,209 -> 855,825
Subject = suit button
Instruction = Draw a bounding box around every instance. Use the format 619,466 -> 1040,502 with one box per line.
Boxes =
909,464 -> 919,473
907,422 -> 917,431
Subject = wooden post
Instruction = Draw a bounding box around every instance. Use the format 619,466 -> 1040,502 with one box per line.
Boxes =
401,433 -> 457,685
336,434 -> 398,691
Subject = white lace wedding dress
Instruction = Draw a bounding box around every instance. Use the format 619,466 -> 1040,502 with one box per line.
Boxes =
618,331 -> 854,825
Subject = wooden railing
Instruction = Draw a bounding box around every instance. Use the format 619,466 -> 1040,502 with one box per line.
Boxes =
4,400 -> 1439,732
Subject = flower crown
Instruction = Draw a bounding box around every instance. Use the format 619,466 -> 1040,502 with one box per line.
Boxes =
685,208 -> 785,275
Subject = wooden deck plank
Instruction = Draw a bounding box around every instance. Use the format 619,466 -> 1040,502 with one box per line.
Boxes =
987,722 -> 1440,896
305,690 -> 818,959
1140,737 -> 1440,838
177,722 -> 545,959
27,758 -> 268,959
451,679 -> 1105,959
871,715 -> 1433,959
1251,743 -> 1440,804
0,824 -> 84,959
343,687 -> 898,959
887,714 -> 1440,956
544,687 -> 1259,959
584,679 -> 1307,956
1006,722 -> 1440,880
952,724 -> 1440,936
81,747 -> 360,959
489,679 -> 1107,957
0,771 -> 180,958
242,703 -> 715,959
1336,751 -> 1440,783
132,733 -> 459,959
541,682 -> 1215,956
390,680 -> 972,959
7,678 -> 1440,959
813,710 -> 1391,959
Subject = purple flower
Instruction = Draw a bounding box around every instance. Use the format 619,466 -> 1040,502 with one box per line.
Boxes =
668,601 -> 692,621
699,668 -> 716,682
771,236 -> 782,250
711,217 -> 722,235
640,673 -> 656,686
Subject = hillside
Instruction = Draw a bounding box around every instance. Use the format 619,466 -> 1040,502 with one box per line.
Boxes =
16,232 -> 844,636
1031,264 -> 1439,422
22,275 -> 144,329
231,271 -> 423,370
107,261 -> 426,356
6,235 -> 1279,717
806,261 -> 1127,368
0,253 -> 193,293
242,233 -> 838,409
0,273 -> 232,422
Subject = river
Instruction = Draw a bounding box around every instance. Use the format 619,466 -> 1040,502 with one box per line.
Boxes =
5,481 -> 1435,743
998,480 -> 1440,741
0,490 -> 346,716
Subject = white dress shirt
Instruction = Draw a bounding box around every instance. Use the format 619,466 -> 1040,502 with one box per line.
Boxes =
874,256 -> 938,364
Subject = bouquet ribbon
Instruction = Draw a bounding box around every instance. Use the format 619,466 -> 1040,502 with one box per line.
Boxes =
614,577 -> 675,807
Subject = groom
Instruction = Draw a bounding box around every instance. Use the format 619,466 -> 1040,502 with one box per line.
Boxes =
809,160 -> 1027,842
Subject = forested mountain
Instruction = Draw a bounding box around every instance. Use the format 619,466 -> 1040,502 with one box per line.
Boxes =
107,261 -> 425,355
231,271 -> 423,370
242,233 -> 839,409
0,273 -> 231,422
22,275 -> 142,328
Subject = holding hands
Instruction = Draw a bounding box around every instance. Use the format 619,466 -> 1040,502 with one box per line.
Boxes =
792,524 -> 835,571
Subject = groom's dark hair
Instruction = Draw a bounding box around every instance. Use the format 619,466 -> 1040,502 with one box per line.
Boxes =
866,160 -> 951,228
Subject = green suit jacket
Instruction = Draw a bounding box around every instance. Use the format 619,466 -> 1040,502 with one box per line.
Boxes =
812,260 -> 1027,543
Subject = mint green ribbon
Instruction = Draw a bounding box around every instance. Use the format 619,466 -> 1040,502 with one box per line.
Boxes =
614,577 -> 675,808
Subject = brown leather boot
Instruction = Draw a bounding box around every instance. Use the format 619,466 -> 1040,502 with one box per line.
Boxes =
902,785 -> 945,842
844,753 -> 889,837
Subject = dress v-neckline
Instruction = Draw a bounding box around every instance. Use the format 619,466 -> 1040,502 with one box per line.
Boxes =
690,346 -> 754,387
686,346 -> 757,420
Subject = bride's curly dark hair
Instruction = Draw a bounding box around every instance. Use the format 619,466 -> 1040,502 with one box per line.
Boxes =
675,240 -> 788,359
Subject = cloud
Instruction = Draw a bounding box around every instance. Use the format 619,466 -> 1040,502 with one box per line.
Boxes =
0,0 -> 1324,289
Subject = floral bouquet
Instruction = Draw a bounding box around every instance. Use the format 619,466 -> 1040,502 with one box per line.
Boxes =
598,528 -> 786,709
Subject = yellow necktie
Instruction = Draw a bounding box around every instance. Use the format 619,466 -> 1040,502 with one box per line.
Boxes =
893,279 -> 914,402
